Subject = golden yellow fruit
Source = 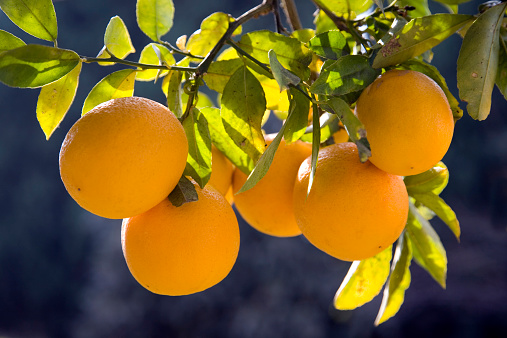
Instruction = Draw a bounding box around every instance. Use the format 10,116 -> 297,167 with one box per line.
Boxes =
332,122 -> 349,144
208,145 -> 234,200
59,96 -> 188,219
232,134 -> 312,237
121,183 -> 240,296
293,142 -> 408,261
355,69 -> 454,176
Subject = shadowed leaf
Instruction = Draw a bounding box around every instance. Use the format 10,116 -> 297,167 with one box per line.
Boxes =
168,176 -> 198,207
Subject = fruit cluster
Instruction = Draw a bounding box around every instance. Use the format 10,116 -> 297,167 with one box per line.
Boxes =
59,69 -> 454,296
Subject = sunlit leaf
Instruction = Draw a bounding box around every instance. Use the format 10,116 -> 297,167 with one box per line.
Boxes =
404,162 -> 449,195
301,112 -> 341,143
97,16 -> 136,63
373,14 -> 474,69
314,10 -> 336,35
161,68 -> 184,118
310,55 -> 378,96
221,65 -> 266,163
292,29 -> 315,43
268,50 -> 301,91
397,60 -> 463,122
396,0 -> 431,18
200,107 -> 254,174
181,91 -> 214,109
237,30 -> 313,80
82,69 -> 137,115
307,30 -> 347,60
334,246 -> 392,310
203,59 -> 243,93
0,0 -> 57,42
411,192 -> 460,240
182,108 -> 212,188
0,45 -> 80,88
136,0 -> 174,41
0,30 -> 25,52
284,87 -> 310,144
136,43 -> 175,81
36,62 -> 81,140
457,3 -> 507,120
168,176 -> 198,207
405,202 -> 447,288
375,232 -> 412,326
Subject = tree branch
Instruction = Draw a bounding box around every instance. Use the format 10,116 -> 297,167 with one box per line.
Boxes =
280,0 -> 303,31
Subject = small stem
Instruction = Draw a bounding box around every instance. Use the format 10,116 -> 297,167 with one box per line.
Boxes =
280,0 -> 302,31
81,55 -> 197,72
226,39 -> 272,75
272,0 -> 289,34
159,40 -> 205,59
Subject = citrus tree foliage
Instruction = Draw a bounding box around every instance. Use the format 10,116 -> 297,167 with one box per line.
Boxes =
0,0 -> 505,325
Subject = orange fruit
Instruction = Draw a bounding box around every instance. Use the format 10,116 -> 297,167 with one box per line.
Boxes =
293,142 -> 408,261
208,145 -> 234,203
355,69 -> 454,176
332,122 -> 349,144
232,134 -> 312,237
59,96 -> 188,219
121,183 -> 240,296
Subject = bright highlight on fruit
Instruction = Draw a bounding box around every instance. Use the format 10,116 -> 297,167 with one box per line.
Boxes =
121,183 -> 240,296
355,69 -> 454,176
293,142 -> 409,261
233,134 -> 312,237
59,96 -> 188,219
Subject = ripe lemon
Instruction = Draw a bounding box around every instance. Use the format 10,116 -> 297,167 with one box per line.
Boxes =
232,134 -> 312,237
59,96 -> 188,219
355,69 -> 454,176
208,145 -> 234,204
121,183 -> 240,296
293,142 -> 409,261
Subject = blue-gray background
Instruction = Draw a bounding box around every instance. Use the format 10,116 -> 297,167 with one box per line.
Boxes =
0,0 -> 506,337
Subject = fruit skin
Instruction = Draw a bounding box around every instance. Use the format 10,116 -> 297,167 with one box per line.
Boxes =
121,183 -> 240,296
232,134 -> 312,237
208,145 -> 234,203
293,142 -> 409,261
59,96 -> 188,219
355,69 -> 454,176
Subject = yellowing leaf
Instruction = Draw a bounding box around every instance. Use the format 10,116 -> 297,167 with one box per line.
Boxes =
97,16 -> 135,64
334,246 -> 392,310
82,69 -> 137,115
187,12 -> 239,57
36,62 -> 82,140
136,43 -> 175,81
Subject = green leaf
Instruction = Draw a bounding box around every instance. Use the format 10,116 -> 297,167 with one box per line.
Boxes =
237,30 -> 313,80
97,16 -> 135,63
181,91 -> 214,109
373,14 -> 474,69
162,69 -> 184,118
0,0 -> 57,42
36,62 -> 81,140
268,50 -> 301,91
200,107 -> 254,174
411,192 -> 460,241
307,30 -> 347,60
136,0 -> 174,42
308,101 -> 321,196
310,55 -> 379,96
397,60 -> 463,122
292,29 -> 316,43
404,162 -> 449,195
168,176 -> 198,207
136,43 -> 175,81
284,87 -> 310,144
322,97 -> 371,162
0,30 -> 25,53
82,69 -> 137,115
496,32 -> 507,100
457,3 -> 507,120
0,45 -> 80,88
187,12 -> 239,57
375,232 -> 412,326
334,246 -> 392,310
220,65 -> 267,163
314,10 -> 337,35
182,108 -> 212,189
396,0 -> 431,18
405,202 -> 447,288
203,59 -> 244,93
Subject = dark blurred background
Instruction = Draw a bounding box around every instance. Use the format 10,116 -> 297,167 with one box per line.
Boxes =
0,0 -> 506,337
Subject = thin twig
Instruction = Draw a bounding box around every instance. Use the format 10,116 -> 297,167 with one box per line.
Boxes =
225,39 -> 272,75
280,0 -> 303,31
81,55 -> 197,72
272,0 -> 289,34
159,40 -> 205,59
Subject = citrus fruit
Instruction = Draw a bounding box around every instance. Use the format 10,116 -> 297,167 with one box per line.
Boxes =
232,134 -> 312,237
208,145 -> 234,203
293,142 -> 409,261
121,183 -> 240,296
59,96 -> 188,219
332,122 -> 349,144
355,69 -> 454,176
